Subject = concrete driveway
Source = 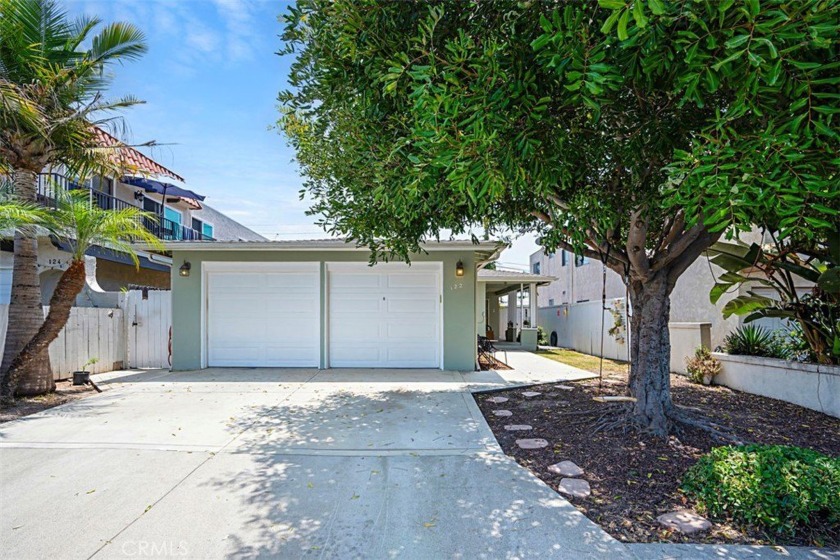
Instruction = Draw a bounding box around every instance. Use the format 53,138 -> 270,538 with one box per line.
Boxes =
1,366 -> 628,559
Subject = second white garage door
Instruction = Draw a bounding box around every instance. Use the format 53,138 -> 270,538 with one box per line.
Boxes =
205,262 -> 320,367
328,262 -> 442,368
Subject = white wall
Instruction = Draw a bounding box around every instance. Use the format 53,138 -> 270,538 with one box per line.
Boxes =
537,298 -> 629,361
714,353 -> 840,419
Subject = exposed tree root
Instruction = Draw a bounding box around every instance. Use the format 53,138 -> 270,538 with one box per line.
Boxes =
667,408 -> 745,445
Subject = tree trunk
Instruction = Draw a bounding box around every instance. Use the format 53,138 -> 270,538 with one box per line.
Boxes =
0,168 -> 53,399
627,272 -> 673,437
3,261 -> 87,398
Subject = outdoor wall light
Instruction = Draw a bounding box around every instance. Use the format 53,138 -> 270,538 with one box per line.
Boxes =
455,260 -> 465,277
179,261 -> 192,277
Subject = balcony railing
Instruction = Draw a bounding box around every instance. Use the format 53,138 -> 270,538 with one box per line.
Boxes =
37,173 -> 213,242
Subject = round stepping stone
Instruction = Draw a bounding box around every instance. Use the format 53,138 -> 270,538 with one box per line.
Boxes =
493,410 -> 512,417
516,438 -> 548,449
557,478 -> 591,498
548,460 -> 584,477
657,511 -> 712,534
503,424 -> 532,431
487,396 -> 508,404
521,391 -> 542,398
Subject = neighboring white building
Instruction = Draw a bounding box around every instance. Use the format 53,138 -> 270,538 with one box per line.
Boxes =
528,231 -> 805,355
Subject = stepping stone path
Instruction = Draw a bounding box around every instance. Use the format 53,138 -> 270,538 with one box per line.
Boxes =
521,391 -> 542,398
493,410 -> 512,417
657,511 -> 712,534
548,460 -> 584,477
557,478 -> 591,498
503,424 -> 532,431
487,396 -> 509,404
556,385 -> 575,391
516,438 -> 548,449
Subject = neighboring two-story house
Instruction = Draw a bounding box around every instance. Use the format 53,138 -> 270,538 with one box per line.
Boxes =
530,246 -> 744,353
0,128 -> 265,303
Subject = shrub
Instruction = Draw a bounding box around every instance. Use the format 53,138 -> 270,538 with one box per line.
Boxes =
723,325 -> 788,358
685,346 -> 721,385
682,445 -> 840,536
536,326 -> 547,346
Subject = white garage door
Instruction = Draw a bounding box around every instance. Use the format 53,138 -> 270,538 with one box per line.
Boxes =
205,262 -> 320,367
328,262 -> 441,368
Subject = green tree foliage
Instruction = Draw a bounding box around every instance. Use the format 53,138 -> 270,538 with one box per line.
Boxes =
279,0 -> 838,434
709,232 -> 839,365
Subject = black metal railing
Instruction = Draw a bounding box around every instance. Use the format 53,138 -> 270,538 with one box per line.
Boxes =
36,173 -> 213,241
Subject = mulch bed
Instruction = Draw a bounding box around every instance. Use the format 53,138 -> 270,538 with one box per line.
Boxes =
474,370 -> 840,547
478,353 -> 513,370
0,379 -> 95,424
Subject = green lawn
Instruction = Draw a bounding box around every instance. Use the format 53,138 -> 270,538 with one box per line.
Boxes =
537,348 -> 629,377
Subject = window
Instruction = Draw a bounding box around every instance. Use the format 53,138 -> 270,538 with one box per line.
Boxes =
548,298 -> 555,306
575,254 -> 589,267
547,252 -> 554,259
532,262 -> 541,274
561,251 -> 567,266
192,218 -> 215,240
143,197 -> 161,214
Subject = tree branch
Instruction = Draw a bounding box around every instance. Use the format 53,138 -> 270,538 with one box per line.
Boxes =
626,208 -> 650,279
665,228 -> 721,290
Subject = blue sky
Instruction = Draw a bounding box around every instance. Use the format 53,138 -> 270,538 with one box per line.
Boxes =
66,0 -> 537,269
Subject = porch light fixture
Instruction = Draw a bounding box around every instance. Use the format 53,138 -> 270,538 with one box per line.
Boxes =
455,260 -> 465,277
179,261 -> 191,277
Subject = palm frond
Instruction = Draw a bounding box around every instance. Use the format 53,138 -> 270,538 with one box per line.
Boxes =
88,22 -> 147,65
0,194 -> 52,236
50,190 -> 164,265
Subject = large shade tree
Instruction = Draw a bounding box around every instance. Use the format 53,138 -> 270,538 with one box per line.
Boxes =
0,0 -> 147,396
279,0 -> 839,435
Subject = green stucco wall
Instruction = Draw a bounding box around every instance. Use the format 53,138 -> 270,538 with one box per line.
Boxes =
170,249 -> 478,371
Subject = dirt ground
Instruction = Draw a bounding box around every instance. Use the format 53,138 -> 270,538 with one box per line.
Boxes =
0,380 -> 96,424
475,350 -> 839,547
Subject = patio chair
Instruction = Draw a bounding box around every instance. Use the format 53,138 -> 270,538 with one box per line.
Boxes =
478,335 -> 507,369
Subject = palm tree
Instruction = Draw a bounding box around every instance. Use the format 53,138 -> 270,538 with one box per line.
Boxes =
0,0 -> 147,396
1,191 -> 163,400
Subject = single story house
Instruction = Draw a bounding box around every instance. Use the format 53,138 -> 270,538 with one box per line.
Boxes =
166,239 -> 554,371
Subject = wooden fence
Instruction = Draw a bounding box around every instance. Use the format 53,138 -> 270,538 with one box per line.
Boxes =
0,290 -> 173,380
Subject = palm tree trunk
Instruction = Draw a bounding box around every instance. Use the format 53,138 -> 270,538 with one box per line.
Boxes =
3,260 -> 87,398
0,168 -> 53,400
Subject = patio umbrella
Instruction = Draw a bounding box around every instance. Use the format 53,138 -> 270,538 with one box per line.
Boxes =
121,176 -> 206,202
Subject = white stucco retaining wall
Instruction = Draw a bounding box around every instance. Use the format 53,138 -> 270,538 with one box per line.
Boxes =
713,353 -> 840,419
669,323 -> 711,375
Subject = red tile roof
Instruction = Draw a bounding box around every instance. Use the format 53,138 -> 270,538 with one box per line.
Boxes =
93,128 -> 184,182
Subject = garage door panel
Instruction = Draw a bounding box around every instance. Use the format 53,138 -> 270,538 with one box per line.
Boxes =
330,316 -> 380,339
387,272 -> 438,288
329,344 -> 383,365
386,297 -> 436,313
264,273 -> 319,290
330,273 -> 382,289
206,265 -> 319,368
328,264 -> 441,368
329,295 -> 381,313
